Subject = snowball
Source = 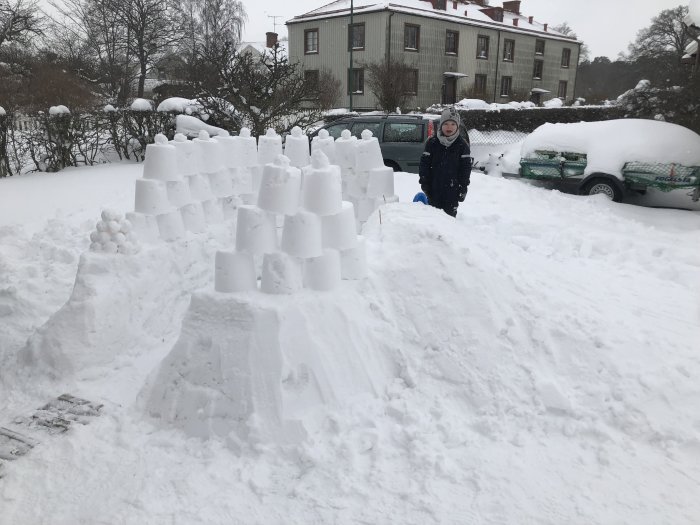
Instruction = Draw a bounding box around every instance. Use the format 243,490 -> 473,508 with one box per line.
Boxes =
266,128 -> 277,137
240,127 -> 251,138
113,232 -> 126,245
107,220 -> 121,233
174,133 -> 188,142
102,241 -> 118,253
318,129 -> 329,139
361,130 -> 374,140
101,209 -> 118,221
154,134 -> 168,145
89,242 -> 100,252
120,220 -> 132,233
98,232 -> 111,244
103,104 -> 116,113
89,231 -> 100,242
198,130 -> 210,140
340,129 -> 352,139
274,154 -> 291,168
0,106 -> 6,116
96,220 -> 108,232
218,129 -> 230,137
291,126 -> 303,137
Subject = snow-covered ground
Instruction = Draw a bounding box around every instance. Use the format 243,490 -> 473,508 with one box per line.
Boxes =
1,161 -> 700,524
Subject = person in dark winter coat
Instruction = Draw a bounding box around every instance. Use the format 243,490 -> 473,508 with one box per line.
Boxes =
418,107 -> 472,217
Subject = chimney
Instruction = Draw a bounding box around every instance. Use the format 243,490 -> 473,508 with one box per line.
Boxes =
479,6 -> 504,22
266,32 -> 278,48
528,15 -> 533,24
502,1 -> 521,14
543,23 -> 548,31
512,18 -> 518,26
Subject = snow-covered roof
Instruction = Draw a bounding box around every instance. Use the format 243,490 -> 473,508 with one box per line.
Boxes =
237,41 -> 288,59
289,0 -> 579,43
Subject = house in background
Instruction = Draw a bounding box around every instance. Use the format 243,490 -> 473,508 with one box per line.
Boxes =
287,0 -> 581,110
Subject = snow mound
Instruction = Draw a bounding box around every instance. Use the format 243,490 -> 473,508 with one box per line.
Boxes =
175,114 -> 226,138
0,106 -> 6,116
49,105 -> 70,115
130,98 -> 153,111
542,97 -> 564,108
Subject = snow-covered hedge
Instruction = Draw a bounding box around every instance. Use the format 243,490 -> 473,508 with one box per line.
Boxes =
0,107 -> 176,175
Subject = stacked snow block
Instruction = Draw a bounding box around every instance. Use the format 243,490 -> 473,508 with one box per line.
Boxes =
88,209 -> 140,255
340,129 -> 398,231
215,150 -> 367,294
125,127 -> 269,245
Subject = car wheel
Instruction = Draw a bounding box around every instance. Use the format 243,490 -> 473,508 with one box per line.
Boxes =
383,160 -> 401,172
582,177 -> 623,203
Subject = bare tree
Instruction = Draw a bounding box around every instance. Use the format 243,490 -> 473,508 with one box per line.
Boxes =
0,0 -> 43,48
177,0 -> 246,84
365,57 -> 417,112
318,68 -> 341,110
117,0 -> 183,98
627,6 -> 689,61
197,44 -> 324,136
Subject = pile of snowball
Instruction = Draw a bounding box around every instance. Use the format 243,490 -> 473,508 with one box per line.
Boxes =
89,209 -> 140,255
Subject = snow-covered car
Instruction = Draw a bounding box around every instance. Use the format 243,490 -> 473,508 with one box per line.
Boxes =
517,119 -> 700,203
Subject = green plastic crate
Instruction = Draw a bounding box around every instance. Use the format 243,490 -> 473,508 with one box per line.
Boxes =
562,160 -> 587,177
520,158 -> 562,179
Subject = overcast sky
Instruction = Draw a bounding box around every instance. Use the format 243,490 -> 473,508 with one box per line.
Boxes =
242,0 -> 686,59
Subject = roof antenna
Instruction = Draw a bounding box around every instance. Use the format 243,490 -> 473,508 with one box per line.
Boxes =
268,15 -> 283,34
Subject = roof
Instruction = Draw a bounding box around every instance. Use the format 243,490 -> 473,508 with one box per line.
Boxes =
288,0 -> 580,44
237,41 -> 288,59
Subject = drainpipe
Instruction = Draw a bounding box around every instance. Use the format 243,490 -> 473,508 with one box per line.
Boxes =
572,42 -> 582,99
492,29 -> 501,102
386,11 -> 394,64
349,0 -> 354,111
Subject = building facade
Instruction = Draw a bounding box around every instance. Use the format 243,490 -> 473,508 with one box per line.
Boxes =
287,0 -> 581,110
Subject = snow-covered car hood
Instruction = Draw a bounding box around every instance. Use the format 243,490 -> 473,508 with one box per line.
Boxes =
521,119 -> 700,178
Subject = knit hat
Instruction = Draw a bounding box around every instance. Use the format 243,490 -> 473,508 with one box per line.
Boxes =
439,107 -> 460,128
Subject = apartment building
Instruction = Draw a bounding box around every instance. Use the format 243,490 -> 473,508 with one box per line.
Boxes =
287,0 -> 581,109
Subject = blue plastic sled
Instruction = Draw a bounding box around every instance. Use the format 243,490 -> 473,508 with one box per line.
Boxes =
413,192 -> 429,205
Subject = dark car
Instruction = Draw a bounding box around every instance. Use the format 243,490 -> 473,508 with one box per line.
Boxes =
309,114 -> 445,173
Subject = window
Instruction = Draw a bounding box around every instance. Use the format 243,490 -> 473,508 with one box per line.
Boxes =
348,23 -> 365,50
347,68 -> 364,94
405,69 -> 419,95
404,24 -> 420,51
304,29 -> 319,54
500,76 -> 512,97
445,30 -> 459,54
535,39 -> 545,55
503,39 -> 515,61
350,121 -> 381,138
533,59 -> 543,79
558,80 -> 568,99
304,70 -> 319,95
474,74 -> 487,96
561,48 -> 571,68
383,122 -> 423,143
476,35 -> 489,59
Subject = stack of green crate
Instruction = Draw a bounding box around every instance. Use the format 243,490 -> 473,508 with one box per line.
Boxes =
520,150 -> 562,180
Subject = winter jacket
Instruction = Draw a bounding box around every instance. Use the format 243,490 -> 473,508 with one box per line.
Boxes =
418,135 -> 472,209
